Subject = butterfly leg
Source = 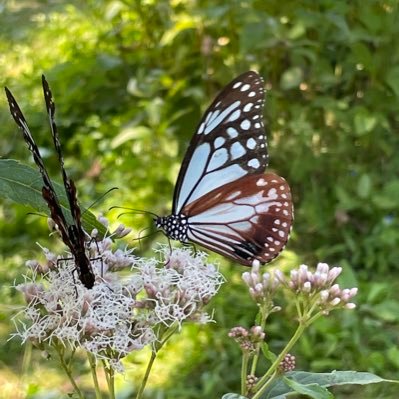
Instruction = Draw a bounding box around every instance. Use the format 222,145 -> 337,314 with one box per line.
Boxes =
86,236 -> 103,276
182,241 -> 197,255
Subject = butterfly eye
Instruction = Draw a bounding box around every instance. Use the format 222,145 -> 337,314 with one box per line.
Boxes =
156,71 -> 293,265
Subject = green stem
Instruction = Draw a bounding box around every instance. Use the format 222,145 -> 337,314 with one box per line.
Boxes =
252,321 -> 308,399
135,324 -> 179,399
88,353 -> 103,399
106,363 -> 115,399
241,352 -> 250,395
136,350 -> 157,399
254,370 -> 278,398
56,347 -> 84,399
250,306 -> 269,375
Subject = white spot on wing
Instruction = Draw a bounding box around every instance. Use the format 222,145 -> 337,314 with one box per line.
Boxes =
233,82 -> 242,89
230,141 -> 246,160
248,91 -> 256,97
214,136 -> 226,149
240,84 -> 250,91
241,120 -> 251,130
204,100 -> 241,134
246,138 -> 256,149
256,178 -> 267,186
243,103 -> 253,112
248,158 -> 260,168
207,148 -> 229,171
198,122 -> 205,134
227,127 -> 238,138
228,109 -> 241,122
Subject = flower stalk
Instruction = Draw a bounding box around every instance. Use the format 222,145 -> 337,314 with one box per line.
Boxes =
231,261 -> 358,398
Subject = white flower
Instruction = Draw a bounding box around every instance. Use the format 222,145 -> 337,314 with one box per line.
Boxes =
13,234 -> 223,373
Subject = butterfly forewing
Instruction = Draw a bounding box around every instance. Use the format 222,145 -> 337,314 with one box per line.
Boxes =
173,71 -> 268,214
41,76 -> 86,237
183,173 -> 292,265
157,70 -> 293,265
5,80 -> 95,289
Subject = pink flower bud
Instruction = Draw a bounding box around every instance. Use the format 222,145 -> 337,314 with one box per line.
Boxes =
274,269 -> 286,284
316,262 -> 330,274
330,297 -> 341,306
303,281 -> 312,292
242,272 -> 252,285
251,260 -> 261,272
250,325 -> 265,340
328,267 -> 342,282
329,284 -> 341,297
320,290 -> 329,302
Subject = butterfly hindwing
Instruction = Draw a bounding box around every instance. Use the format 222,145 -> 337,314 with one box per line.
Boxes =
173,71 -> 268,214
157,71 -> 293,266
183,173 -> 292,265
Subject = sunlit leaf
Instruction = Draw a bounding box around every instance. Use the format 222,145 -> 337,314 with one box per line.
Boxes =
0,159 -> 106,236
263,371 -> 390,399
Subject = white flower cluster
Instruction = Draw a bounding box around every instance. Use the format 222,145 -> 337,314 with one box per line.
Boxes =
242,261 -> 358,314
280,262 -> 358,312
13,223 -> 223,372
242,260 -> 281,306
136,246 -> 225,327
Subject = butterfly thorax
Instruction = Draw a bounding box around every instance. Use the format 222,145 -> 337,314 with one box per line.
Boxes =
156,214 -> 188,242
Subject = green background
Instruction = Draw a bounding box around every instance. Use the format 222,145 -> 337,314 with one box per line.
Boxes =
0,0 -> 398,398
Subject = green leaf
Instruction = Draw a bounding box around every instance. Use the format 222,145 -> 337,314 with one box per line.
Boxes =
353,108 -> 377,135
283,376 -> 333,399
0,159 -> 106,237
111,126 -> 152,149
263,370 -> 391,399
280,67 -> 303,90
356,174 -> 371,199
386,66 -> 399,97
261,342 -> 277,363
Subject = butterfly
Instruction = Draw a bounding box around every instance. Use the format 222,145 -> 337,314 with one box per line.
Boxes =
156,71 -> 293,265
5,76 -> 96,288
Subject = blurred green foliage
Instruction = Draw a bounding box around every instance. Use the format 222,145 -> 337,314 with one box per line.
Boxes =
0,0 -> 399,398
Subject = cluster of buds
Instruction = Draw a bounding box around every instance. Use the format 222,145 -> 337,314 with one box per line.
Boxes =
242,260 -> 281,311
228,325 -> 266,352
279,353 -> 296,372
246,374 -> 258,391
278,263 -> 358,313
13,218 -> 223,372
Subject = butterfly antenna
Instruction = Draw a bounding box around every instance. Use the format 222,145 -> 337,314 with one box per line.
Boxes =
131,228 -> 157,242
82,187 -> 119,216
109,206 -> 159,219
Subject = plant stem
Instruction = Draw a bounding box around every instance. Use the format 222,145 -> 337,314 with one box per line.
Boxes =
106,364 -> 115,399
135,324 -> 179,399
136,350 -> 157,399
252,321 -> 308,399
88,353 -> 103,399
241,351 -> 250,395
250,306 -> 269,375
56,347 -> 84,399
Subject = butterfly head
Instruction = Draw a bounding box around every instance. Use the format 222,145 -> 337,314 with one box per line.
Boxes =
155,214 -> 189,243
